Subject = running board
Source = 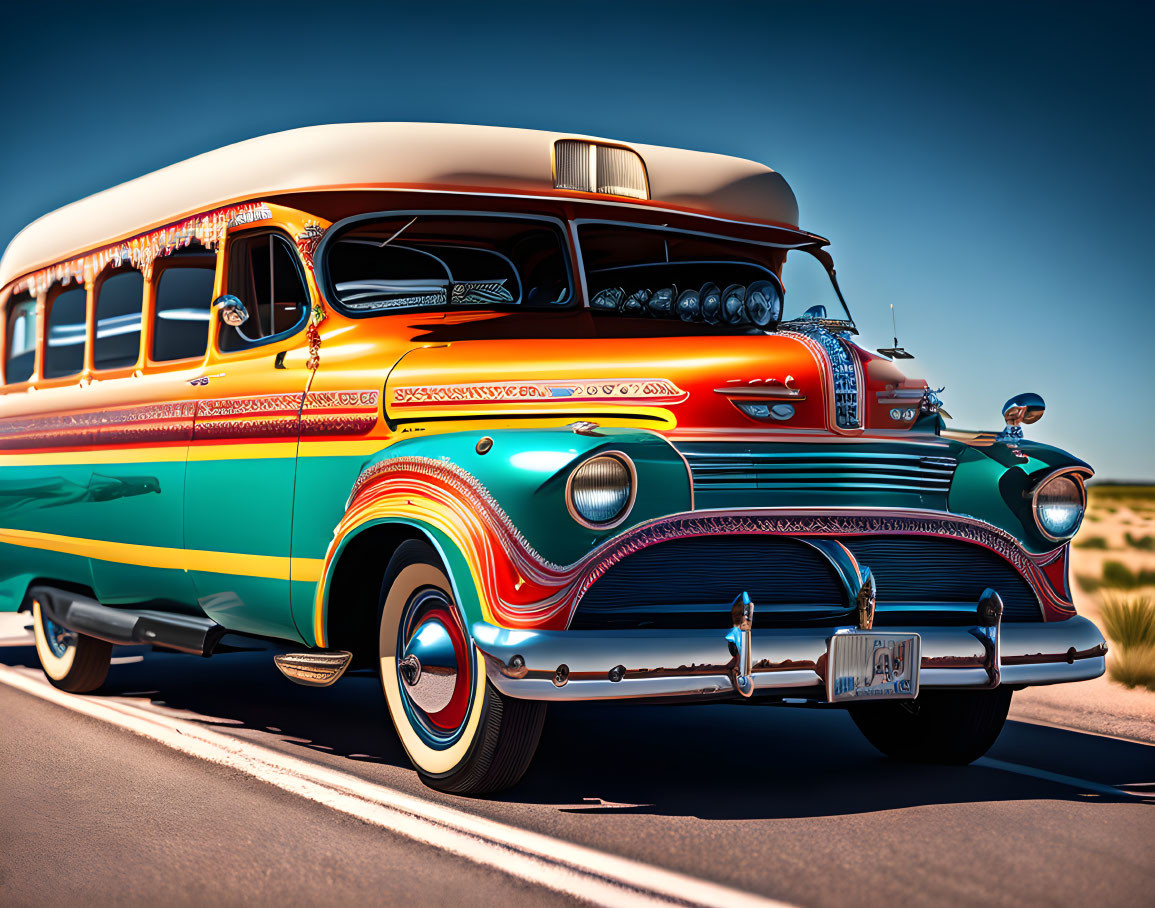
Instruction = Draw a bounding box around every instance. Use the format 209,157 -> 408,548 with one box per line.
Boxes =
273,651 -> 353,687
28,586 -> 224,656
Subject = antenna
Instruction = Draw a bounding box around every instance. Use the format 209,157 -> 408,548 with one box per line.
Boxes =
877,303 -> 915,359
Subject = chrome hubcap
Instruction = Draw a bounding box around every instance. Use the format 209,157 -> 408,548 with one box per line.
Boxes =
396,588 -> 472,740
43,616 -> 75,659
400,618 -> 459,715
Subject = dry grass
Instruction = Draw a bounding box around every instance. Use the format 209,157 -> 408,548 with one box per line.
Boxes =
1109,646 -> 1155,692
1066,485 -> 1155,693
1079,561 -> 1155,591
1125,532 -> 1155,551
1099,594 -> 1155,690
1087,484 -> 1155,502
1100,594 -> 1155,648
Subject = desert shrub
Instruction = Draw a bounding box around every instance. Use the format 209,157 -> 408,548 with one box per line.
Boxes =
1075,536 -> 1109,549
1100,594 -> 1155,648
1099,561 -> 1155,590
1125,532 -> 1155,551
1108,645 -> 1155,691
1100,594 -> 1155,690
1088,485 -> 1155,502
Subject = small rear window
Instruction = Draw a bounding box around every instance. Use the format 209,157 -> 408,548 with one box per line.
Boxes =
5,292 -> 36,384
43,285 -> 87,379
323,214 -> 572,314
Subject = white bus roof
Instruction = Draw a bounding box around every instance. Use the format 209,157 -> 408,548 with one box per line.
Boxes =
0,122 -> 802,290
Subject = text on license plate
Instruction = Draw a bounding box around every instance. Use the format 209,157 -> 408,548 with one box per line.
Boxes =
826,631 -> 921,703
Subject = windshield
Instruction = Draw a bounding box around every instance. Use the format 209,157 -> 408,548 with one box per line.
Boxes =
322,213 -> 574,314
577,222 -> 853,329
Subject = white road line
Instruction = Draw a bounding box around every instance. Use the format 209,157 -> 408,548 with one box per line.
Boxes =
974,757 -> 1149,799
0,665 -> 793,908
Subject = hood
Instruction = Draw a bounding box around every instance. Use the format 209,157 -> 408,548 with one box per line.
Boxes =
385,331 -> 845,434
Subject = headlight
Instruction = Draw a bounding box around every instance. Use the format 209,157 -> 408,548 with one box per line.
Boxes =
568,454 -> 634,528
1031,471 -> 1086,541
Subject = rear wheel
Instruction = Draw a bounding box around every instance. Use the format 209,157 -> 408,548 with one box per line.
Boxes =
849,688 -> 1013,764
31,598 -> 112,693
378,540 -> 546,795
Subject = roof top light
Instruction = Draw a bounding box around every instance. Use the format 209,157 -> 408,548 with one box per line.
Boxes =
554,140 -> 648,200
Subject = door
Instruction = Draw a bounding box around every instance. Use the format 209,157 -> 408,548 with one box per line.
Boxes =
184,226 -> 313,641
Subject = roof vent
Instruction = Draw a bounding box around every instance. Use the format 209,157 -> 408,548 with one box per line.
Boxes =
554,140 -> 648,200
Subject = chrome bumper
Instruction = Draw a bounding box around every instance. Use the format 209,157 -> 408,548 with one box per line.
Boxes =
472,616 -> 1106,702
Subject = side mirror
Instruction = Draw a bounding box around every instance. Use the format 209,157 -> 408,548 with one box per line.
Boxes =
214,294 -> 249,328
996,392 -> 1045,442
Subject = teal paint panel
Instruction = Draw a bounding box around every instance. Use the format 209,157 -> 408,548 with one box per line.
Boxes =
185,457 -> 296,557
948,439 -> 1092,555
291,453 -> 370,560
0,461 -> 185,544
290,578 -> 320,648
0,546 -> 93,612
362,428 -> 693,566
186,455 -> 298,637
0,456 -> 196,607
194,571 -> 305,642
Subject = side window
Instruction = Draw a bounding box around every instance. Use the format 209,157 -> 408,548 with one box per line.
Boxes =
152,260 -> 215,363
93,270 -> 144,370
5,292 -> 36,384
221,231 -> 309,352
43,285 -> 87,379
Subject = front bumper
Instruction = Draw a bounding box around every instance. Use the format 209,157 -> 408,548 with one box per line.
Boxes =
472,615 -> 1106,702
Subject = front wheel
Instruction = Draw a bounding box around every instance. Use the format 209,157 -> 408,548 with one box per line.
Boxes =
378,540 -> 546,795
849,687 -> 1013,764
31,599 -> 112,693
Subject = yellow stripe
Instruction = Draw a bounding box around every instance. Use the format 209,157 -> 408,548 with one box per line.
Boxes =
296,439 -> 391,458
0,447 -> 189,467
0,527 -> 323,583
188,441 -> 299,461
0,438 -> 390,467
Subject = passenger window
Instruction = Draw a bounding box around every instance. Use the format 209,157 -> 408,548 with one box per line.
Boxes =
43,285 -> 87,379
221,232 -> 309,351
93,270 -> 144,370
152,263 -> 215,362
5,292 -> 36,384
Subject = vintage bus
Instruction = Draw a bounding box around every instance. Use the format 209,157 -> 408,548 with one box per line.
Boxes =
0,124 -> 1105,794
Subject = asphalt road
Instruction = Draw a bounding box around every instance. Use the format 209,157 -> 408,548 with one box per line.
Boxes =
1,626 -> 1153,907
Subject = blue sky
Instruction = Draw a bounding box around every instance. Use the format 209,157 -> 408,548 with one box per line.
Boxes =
1,1 -> 1150,479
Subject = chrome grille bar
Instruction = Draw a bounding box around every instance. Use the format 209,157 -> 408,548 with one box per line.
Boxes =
677,445 -> 958,495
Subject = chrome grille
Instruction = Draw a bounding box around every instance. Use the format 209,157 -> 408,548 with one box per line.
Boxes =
571,532 -> 1042,629
677,443 -> 958,495
789,324 -> 860,428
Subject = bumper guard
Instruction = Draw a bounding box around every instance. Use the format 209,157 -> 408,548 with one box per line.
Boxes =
472,605 -> 1106,703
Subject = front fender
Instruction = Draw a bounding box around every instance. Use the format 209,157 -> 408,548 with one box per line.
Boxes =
949,439 -> 1092,554
313,427 -> 692,642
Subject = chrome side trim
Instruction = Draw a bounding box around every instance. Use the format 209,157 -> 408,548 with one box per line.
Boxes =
473,616 -> 1105,703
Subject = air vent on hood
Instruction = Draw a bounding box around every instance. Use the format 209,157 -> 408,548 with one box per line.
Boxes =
554,140 -> 649,200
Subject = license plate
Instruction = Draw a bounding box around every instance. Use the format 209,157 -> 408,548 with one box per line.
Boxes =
826,630 -> 921,703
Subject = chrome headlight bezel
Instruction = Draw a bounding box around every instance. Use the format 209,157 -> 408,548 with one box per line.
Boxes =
1030,468 -> 1088,542
566,452 -> 636,530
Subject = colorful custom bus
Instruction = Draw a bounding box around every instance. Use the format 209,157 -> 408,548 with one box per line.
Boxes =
0,124 -> 1104,793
